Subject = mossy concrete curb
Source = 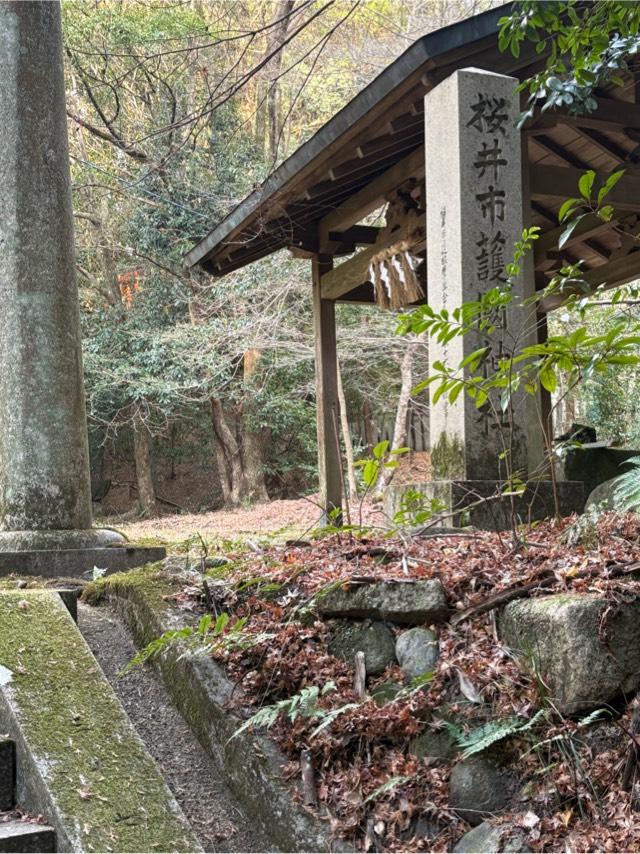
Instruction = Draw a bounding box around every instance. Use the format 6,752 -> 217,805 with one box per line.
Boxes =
90,564 -> 347,853
0,590 -> 201,853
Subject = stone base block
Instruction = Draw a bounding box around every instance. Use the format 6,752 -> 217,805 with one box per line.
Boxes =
0,821 -> 55,853
0,528 -> 125,550
500,594 -> 640,715
0,546 -> 166,578
384,480 -> 584,532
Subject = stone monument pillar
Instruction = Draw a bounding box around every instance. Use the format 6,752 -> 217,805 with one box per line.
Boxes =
424,67 -> 536,483
0,2 -> 164,571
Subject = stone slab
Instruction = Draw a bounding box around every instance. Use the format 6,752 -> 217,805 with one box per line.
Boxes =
0,590 -> 201,853
0,739 -> 14,811
384,480 -> 584,532
318,579 -> 448,625
0,546 -> 166,578
563,446 -> 639,504
0,822 -> 55,853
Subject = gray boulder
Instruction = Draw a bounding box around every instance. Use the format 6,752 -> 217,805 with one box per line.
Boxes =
409,725 -> 457,762
449,756 -> 512,826
396,627 -> 439,679
500,593 -> 640,715
318,579 -> 448,625
453,821 -> 531,853
585,476 -> 622,512
328,620 -> 396,676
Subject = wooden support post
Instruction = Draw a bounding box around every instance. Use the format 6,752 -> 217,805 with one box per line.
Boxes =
312,255 -> 342,523
537,311 -> 553,449
521,135 -> 545,477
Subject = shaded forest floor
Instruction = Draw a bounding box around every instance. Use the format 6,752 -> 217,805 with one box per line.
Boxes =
112,496 -> 386,545
101,511 -> 640,852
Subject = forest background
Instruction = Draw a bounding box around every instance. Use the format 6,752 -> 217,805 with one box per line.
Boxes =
63,0 -> 633,518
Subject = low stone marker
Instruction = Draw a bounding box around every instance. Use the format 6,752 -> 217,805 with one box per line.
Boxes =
0,590 -> 201,852
0,544 -> 166,578
500,593 -> 640,715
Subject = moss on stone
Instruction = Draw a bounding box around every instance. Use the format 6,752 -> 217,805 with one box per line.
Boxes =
82,561 -> 176,611
0,590 -> 200,853
431,433 -> 465,480
94,563 -> 337,852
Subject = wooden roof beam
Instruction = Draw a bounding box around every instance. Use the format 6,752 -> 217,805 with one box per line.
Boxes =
531,134 -> 591,170
539,249 -> 640,311
318,147 -> 425,252
571,126 -> 629,163
526,96 -> 640,136
530,164 -> 640,210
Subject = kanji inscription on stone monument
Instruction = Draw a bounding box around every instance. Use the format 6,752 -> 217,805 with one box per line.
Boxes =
424,68 -> 537,481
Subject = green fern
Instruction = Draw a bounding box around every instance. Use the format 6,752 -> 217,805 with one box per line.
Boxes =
121,612 -> 260,674
613,456 -> 640,511
363,775 -> 412,805
446,710 -> 545,759
230,681 -> 337,741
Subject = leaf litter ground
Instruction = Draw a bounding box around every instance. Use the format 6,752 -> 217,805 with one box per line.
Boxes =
168,512 -> 640,852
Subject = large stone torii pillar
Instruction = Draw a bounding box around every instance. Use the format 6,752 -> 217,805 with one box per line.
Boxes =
0,2 -> 163,572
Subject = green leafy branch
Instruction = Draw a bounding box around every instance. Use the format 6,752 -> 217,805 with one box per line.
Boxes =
121,612 -> 267,674
498,1 -> 640,124
557,169 -> 625,248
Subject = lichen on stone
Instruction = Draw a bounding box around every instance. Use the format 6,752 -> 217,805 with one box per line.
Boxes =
0,590 -> 200,853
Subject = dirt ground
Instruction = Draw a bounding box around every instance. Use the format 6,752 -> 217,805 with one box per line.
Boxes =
113,495 -> 387,545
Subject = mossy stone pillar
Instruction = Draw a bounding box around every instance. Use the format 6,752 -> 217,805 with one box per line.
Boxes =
424,68 -> 538,481
0,2 -> 120,549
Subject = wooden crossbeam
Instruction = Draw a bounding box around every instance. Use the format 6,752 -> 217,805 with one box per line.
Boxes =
571,126 -> 629,164
328,225 -> 379,245
531,134 -> 591,170
321,224 -> 425,300
318,147 -> 425,251
530,164 -> 640,211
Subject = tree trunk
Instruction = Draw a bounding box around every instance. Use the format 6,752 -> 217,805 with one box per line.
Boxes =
377,336 -> 422,491
362,396 -> 375,453
132,408 -> 158,516
337,358 -> 358,501
260,0 -> 295,161
210,397 -> 245,505
241,348 -> 269,503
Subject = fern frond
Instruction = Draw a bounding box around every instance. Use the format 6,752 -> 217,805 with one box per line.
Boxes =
614,456 -> 640,511
449,710 -> 545,759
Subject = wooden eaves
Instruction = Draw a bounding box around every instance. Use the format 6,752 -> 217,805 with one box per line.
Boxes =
185,3 -> 640,517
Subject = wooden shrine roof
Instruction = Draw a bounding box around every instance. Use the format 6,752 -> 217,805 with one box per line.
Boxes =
185,3 -> 640,304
